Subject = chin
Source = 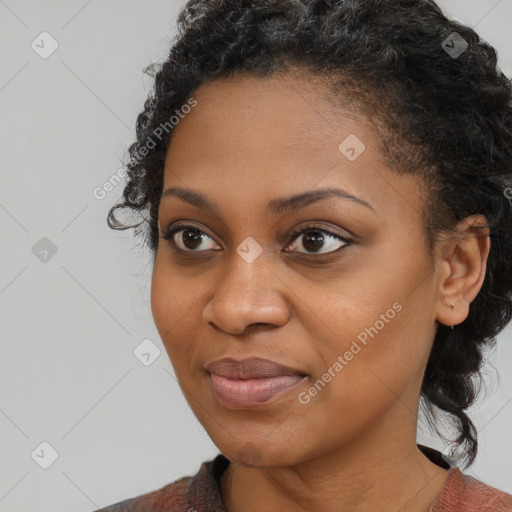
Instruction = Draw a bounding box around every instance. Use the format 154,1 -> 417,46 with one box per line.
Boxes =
216,437 -> 306,468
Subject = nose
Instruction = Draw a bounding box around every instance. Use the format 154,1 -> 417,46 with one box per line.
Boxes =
202,252 -> 290,336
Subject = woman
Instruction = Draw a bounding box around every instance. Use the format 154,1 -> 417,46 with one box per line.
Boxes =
96,0 -> 512,510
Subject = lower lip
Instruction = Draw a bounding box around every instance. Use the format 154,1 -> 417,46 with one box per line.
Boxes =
208,373 -> 307,408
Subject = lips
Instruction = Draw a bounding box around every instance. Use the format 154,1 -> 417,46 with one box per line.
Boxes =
205,357 -> 308,408
205,357 -> 306,379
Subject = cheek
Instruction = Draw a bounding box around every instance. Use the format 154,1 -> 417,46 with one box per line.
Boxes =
150,259 -> 207,379
151,253 -> 199,333
315,306 -> 427,416
303,288 -> 422,390
150,264 -> 174,337
151,261 -> 188,356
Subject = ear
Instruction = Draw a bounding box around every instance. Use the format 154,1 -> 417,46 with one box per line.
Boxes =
434,214 -> 491,327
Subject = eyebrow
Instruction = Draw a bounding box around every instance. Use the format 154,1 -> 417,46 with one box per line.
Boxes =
161,186 -> 376,216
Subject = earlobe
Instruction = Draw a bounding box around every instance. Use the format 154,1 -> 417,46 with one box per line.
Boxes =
435,214 -> 490,327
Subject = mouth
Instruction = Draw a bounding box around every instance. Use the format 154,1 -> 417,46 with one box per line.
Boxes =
205,357 -> 308,408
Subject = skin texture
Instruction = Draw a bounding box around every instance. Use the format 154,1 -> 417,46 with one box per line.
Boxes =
150,73 -> 490,512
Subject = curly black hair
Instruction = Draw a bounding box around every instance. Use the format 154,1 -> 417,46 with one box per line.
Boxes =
108,0 -> 512,468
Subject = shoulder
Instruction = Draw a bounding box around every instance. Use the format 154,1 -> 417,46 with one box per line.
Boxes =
460,472 -> 512,512
93,454 -> 229,512
93,475 -> 193,512
434,467 -> 512,512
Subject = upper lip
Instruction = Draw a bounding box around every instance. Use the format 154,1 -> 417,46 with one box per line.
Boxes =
205,357 -> 307,379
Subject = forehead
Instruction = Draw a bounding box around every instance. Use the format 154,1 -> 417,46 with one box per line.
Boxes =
168,71 -> 366,152
165,73 -> 375,175
161,72 -> 425,221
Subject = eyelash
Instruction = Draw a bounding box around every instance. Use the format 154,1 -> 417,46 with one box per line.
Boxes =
160,223 -> 352,257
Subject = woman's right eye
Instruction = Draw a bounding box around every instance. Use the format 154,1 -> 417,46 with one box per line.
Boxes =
162,226 -> 221,252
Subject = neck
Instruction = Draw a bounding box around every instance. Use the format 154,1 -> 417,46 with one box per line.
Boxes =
220,421 -> 449,512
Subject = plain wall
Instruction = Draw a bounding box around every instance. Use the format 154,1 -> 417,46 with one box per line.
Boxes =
0,1 -> 510,510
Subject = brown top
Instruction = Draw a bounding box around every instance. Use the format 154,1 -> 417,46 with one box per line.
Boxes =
94,445 -> 512,512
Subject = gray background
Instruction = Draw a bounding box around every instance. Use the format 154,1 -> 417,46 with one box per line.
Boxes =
0,1 -> 511,511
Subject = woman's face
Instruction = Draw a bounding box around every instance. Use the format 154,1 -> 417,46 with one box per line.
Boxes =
151,73 -> 446,467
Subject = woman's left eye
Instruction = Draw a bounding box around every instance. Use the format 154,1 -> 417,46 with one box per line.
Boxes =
161,225 -> 351,255
285,227 -> 351,255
